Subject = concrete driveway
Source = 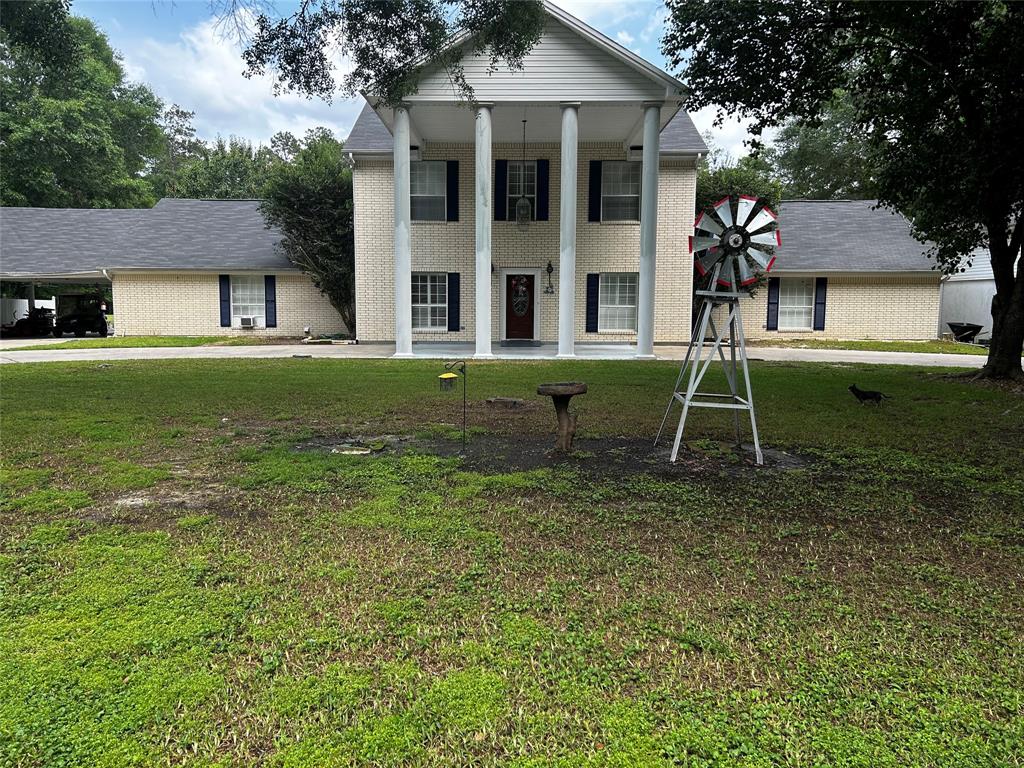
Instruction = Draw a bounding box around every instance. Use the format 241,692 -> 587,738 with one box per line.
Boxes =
0,342 -> 987,368
0,336 -> 72,350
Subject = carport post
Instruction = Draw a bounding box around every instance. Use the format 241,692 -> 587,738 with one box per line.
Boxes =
26,282 -> 35,311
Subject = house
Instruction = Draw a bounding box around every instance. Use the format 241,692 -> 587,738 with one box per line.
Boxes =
730,200 -> 942,340
345,0 -> 707,357
0,199 -> 345,337
1,3 -> 945,349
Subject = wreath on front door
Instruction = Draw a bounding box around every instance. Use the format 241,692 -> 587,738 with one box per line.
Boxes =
511,277 -> 530,317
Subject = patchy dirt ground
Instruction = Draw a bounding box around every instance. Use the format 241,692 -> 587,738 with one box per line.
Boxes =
294,432 -> 807,477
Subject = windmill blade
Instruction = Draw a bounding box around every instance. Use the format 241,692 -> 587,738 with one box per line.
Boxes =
745,247 -> 771,270
744,207 -> 777,234
736,253 -> 757,286
689,235 -> 721,253
694,211 -> 724,236
716,254 -> 735,288
736,195 -> 758,228
713,196 -> 734,228
750,230 -> 782,248
694,249 -> 721,277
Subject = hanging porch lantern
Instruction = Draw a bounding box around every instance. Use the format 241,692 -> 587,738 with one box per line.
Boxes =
515,119 -> 531,230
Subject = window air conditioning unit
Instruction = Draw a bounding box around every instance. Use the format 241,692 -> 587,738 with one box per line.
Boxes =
240,316 -> 256,329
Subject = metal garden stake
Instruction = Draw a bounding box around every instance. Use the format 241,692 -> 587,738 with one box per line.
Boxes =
440,360 -> 467,452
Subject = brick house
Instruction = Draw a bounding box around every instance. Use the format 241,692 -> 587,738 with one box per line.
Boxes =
0,199 -> 345,339
738,200 -> 941,341
347,1 -> 706,357
0,3 -> 941,347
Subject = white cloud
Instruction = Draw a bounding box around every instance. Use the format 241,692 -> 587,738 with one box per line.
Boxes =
615,29 -> 635,46
690,105 -> 771,160
118,14 -> 361,145
639,5 -> 667,43
552,0 -> 652,27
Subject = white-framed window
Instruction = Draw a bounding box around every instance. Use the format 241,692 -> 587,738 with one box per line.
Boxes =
601,161 -> 641,221
599,272 -> 638,332
778,278 -> 814,330
231,275 -> 265,328
412,272 -> 447,331
507,160 -> 537,221
410,161 -> 446,221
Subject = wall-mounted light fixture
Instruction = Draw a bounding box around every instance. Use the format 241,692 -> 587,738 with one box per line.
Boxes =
544,261 -> 555,294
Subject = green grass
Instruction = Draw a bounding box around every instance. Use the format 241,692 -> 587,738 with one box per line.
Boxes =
747,338 -> 994,355
5,335 -> 299,351
1,359 -> 1022,767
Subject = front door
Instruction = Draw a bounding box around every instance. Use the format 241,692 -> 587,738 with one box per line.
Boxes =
505,274 -> 535,339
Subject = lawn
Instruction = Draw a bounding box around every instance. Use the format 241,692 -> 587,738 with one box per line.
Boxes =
1,359 -> 1022,767
746,338 -> 993,355
5,335 -> 301,351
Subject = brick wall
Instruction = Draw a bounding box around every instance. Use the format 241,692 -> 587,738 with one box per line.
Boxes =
711,273 -> 941,340
353,143 -> 696,344
111,271 -> 346,337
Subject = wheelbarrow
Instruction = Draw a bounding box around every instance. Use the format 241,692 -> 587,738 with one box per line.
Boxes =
947,322 -> 984,344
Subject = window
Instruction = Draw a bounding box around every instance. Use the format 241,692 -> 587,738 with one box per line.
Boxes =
410,161 -> 446,221
412,272 -> 447,330
601,161 -> 641,221
599,273 -> 638,331
778,278 -> 814,330
507,160 -> 536,221
231,275 -> 265,328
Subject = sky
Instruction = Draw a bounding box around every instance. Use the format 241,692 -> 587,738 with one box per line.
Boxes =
75,0 -> 759,157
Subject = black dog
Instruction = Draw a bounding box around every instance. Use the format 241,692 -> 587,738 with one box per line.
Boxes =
849,384 -> 888,405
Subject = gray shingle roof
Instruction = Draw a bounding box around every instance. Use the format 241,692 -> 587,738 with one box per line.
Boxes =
777,200 -> 936,272
0,199 -> 292,279
345,102 -> 707,154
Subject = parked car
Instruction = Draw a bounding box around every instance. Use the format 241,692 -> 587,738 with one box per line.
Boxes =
53,293 -> 109,337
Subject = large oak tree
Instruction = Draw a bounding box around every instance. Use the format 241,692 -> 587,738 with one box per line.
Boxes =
664,0 -> 1024,378
1,7 -> 165,208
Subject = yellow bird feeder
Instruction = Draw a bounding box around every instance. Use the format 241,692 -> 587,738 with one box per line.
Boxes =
438,371 -> 459,392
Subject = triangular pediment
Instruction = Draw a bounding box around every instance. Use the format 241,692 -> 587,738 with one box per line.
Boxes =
404,10 -> 682,104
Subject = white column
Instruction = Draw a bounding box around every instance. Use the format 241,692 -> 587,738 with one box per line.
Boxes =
636,101 -> 662,358
392,104 -> 413,357
558,102 -> 580,358
474,103 -> 494,358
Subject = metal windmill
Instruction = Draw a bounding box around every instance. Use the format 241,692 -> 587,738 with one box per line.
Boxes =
655,195 -> 781,465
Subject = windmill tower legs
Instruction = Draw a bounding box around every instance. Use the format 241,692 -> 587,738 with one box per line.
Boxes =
655,290 -> 764,465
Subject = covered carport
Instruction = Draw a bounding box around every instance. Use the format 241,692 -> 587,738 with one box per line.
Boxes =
0,206 -> 141,335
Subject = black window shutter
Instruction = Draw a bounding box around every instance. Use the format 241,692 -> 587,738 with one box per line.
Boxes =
766,277 -> 780,331
219,275 -> 231,327
585,273 -> 600,332
813,277 -> 827,331
588,161 -> 602,222
447,272 -> 460,331
264,275 -> 277,328
494,160 -> 508,221
536,159 -> 550,221
445,161 -> 459,222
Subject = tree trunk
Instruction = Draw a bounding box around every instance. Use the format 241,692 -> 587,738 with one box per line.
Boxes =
980,278 -> 1024,380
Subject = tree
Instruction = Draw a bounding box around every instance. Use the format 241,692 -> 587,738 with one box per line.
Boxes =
697,151 -> 783,213
233,0 -> 546,106
0,0 -> 78,73
663,1 -> 1024,379
261,129 -> 356,333
174,137 -> 281,199
0,12 -> 165,208
769,91 -> 879,200
150,104 -> 206,198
